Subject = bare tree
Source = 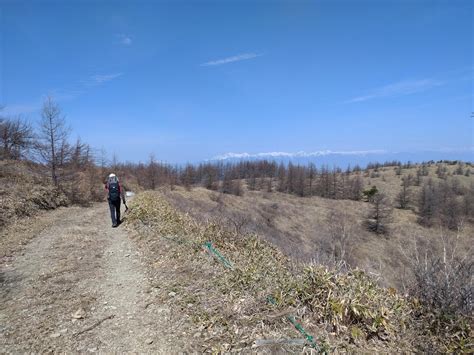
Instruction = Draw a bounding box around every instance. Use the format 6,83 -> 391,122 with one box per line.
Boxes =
400,226 -> 473,316
349,175 -> 364,201
366,192 -> 392,235
37,96 -> 70,186
295,166 -> 306,197
110,152 -> 119,173
246,173 -> 257,191
308,163 -> 316,195
227,212 -> 250,234
147,153 -> 159,189
415,168 -> 422,186
438,182 -> 461,230
222,171 -> 233,194
462,183 -> 474,220
68,138 -> 92,173
67,138 -> 97,204
99,146 -> 108,181
203,164 -> 218,190
397,175 -> 412,209
417,178 -> 437,226
276,163 -> 286,192
0,115 -> 35,160
181,164 -> 195,190
285,162 -> 295,193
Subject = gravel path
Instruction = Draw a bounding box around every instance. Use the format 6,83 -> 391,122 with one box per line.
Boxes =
0,202 -> 177,353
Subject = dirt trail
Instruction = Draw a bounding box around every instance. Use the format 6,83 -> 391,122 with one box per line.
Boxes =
0,202 -> 177,353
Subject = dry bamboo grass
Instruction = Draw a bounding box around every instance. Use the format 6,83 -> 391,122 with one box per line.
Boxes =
126,191 -> 472,353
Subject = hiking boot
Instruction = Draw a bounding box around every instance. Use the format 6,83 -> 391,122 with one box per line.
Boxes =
112,223 -> 118,228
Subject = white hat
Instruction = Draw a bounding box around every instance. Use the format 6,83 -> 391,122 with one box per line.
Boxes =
108,173 -> 116,178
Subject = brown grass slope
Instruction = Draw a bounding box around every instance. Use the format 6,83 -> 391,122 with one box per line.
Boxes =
0,160 -> 69,230
0,158 -> 121,231
0,160 -> 109,258
126,192 -> 472,353
159,163 -> 473,291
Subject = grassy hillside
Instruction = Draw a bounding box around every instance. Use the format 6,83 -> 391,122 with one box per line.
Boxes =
0,160 -> 69,229
0,159 -> 107,256
125,191 -> 472,352
158,162 -> 473,291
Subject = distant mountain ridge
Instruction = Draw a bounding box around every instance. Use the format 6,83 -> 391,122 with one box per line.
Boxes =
209,149 -> 473,168
212,149 -> 387,160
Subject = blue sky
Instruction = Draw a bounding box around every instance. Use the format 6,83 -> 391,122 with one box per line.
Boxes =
2,0 -> 473,163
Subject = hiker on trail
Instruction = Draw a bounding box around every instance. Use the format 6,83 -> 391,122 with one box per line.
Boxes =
105,173 -> 126,228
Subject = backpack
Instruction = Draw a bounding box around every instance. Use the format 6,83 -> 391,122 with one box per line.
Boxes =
108,180 -> 120,201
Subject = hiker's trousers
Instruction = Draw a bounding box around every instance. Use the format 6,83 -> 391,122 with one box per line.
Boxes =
108,198 -> 121,225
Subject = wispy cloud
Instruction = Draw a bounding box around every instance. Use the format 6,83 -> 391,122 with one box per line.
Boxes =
90,73 -> 123,84
345,79 -> 443,103
201,53 -> 262,66
3,73 -> 124,115
80,72 -> 123,88
118,34 -> 132,45
1,102 -> 42,116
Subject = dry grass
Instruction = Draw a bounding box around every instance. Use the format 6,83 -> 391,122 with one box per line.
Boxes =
125,191 -> 472,353
0,160 -> 111,231
362,163 -> 473,201
0,160 -> 69,230
159,180 -> 473,291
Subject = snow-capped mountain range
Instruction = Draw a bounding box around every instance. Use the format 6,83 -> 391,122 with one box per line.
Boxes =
212,150 -> 387,160
209,149 -> 473,168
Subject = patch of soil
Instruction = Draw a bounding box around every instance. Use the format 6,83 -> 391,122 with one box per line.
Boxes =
0,202 -> 185,353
